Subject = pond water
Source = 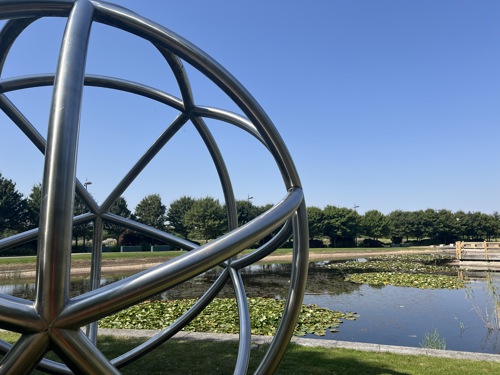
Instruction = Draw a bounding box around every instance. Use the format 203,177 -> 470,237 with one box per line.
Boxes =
303,281 -> 500,354
1,260 -> 499,355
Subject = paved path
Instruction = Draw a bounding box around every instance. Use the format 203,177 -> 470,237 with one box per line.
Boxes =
100,329 -> 500,363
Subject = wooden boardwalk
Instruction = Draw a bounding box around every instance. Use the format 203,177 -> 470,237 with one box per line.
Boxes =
455,241 -> 500,262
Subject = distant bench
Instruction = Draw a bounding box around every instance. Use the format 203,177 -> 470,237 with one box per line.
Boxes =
120,245 -> 174,252
455,241 -> 500,261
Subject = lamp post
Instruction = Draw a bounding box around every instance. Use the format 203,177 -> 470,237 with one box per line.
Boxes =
84,180 -> 92,190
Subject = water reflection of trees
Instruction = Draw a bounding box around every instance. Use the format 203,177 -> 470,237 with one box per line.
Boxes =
0,263 -> 362,301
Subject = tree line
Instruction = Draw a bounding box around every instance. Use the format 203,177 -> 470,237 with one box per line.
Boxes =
1,172 -> 499,252
308,206 -> 500,247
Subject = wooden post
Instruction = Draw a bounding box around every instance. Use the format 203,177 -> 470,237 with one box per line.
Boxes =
455,241 -> 462,260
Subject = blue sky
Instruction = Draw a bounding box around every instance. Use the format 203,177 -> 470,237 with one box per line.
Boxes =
1,0 -> 499,215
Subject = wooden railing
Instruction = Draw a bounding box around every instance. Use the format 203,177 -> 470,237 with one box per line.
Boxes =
455,241 -> 500,261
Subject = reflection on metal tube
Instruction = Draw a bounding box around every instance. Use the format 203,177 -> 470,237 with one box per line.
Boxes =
0,1 -> 308,373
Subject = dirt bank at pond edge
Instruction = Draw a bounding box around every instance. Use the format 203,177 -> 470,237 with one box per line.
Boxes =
265,249 -> 453,263
0,249 -> 454,280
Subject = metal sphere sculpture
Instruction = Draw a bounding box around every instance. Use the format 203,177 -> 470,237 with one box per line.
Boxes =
0,1 -> 308,374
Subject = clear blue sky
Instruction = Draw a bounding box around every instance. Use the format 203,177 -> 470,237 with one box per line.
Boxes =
1,0 -> 499,215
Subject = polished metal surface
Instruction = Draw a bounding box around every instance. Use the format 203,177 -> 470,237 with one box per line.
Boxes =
0,1 -> 308,373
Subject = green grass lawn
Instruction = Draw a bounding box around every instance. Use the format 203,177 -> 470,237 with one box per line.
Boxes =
0,249 -> 495,374
0,334 -> 495,375
0,246 -> 441,266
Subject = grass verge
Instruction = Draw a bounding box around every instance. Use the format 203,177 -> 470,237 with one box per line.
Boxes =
0,246 -> 440,266
0,333 -> 496,374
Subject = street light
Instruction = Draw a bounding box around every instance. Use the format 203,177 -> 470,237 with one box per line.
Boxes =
84,180 -> 92,190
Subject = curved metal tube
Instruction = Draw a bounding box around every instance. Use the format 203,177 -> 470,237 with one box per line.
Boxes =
56,188 -> 303,329
0,2 -> 309,373
112,267 -> 231,368
256,201 -> 309,374
0,17 -> 38,74
99,112 -> 189,213
101,213 -> 198,250
230,267 -> 251,374
0,227 -> 38,251
93,1 -> 303,190
231,220 -> 293,269
34,0 -> 94,322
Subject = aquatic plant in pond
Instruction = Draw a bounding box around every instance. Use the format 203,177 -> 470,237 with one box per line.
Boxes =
98,297 -> 359,337
346,272 -> 465,289
323,254 -> 456,274
320,254 -> 464,289
465,272 -> 500,331
420,328 -> 446,350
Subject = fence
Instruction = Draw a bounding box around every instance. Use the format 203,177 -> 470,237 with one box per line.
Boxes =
455,241 -> 500,261
120,245 -> 174,252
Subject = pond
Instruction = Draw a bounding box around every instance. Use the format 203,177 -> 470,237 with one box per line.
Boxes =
1,258 -> 499,354
303,280 -> 500,354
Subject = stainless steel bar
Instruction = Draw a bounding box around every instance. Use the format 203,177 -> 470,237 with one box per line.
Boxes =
0,1 -> 73,21
0,18 -> 37,75
230,267 -> 251,375
0,338 -> 72,375
0,294 -> 44,333
94,1 -> 303,190
86,215 -> 103,343
0,332 -> 49,375
34,0 -> 94,321
256,201 -> 309,374
102,212 -> 198,250
0,74 -> 184,111
51,328 -> 120,374
159,46 -> 194,110
100,112 -> 189,213
112,267 -> 231,368
0,93 -> 100,214
191,116 -> 238,232
231,220 -> 293,269
56,188 -> 303,328
0,2 -> 309,373
192,106 -> 263,144
0,227 -> 38,251
0,93 -> 46,154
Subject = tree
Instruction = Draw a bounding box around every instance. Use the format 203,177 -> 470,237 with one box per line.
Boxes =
360,210 -> 388,240
307,206 -> 324,241
453,211 -> 468,241
106,196 -> 131,246
408,210 -> 427,241
73,194 -> 91,251
322,205 -> 359,247
0,173 -> 28,236
236,199 -> 259,227
26,183 -> 42,230
491,211 -> 500,240
387,210 -> 412,244
134,194 -> 166,230
183,197 -> 226,241
433,209 -> 457,244
466,211 -> 497,241
166,196 -> 195,239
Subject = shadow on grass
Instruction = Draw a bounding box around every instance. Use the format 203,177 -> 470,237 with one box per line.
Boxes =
99,338 -> 409,375
27,338 -> 410,375
21,335 -> 499,374
277,344 -> 410,375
